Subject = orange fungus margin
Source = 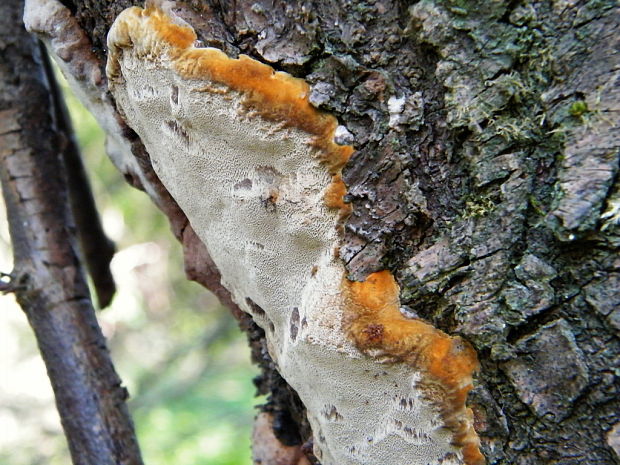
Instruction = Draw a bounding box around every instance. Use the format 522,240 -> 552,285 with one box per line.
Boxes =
343,271 -> 484,465
107,6 -> 484,464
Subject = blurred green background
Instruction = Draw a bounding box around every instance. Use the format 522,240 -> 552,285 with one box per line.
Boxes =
0,70 -> 258,465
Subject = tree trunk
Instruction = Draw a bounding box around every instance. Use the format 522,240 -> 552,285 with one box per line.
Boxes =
17,0 -> 620,465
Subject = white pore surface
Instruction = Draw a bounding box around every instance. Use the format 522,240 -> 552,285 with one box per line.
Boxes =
109,43 -> 462,465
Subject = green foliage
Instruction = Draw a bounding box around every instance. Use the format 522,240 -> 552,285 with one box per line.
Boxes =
134,338 -> 257,465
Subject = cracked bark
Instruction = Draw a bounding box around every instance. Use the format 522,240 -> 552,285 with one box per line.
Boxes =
13,0 -> 620,464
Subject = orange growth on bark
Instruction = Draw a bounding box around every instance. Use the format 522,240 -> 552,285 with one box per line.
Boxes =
324,174 -> 351,213
343,271 -> 484,465
110,6 -> 353,205
108,7 -> 484,463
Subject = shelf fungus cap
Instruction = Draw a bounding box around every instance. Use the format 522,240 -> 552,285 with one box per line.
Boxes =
106,4 -> 483,465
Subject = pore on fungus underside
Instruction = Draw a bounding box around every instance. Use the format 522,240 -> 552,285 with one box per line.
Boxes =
106,4 -> 483,465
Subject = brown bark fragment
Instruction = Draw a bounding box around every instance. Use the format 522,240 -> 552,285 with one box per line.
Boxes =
252,412 -> 311,465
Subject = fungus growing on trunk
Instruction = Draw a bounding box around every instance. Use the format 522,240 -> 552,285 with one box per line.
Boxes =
106,4 -> 483,464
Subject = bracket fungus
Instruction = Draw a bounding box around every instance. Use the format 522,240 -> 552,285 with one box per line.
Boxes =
106,4 -> 483,465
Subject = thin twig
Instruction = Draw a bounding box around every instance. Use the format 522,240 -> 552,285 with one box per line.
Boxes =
39,41 -> 117,309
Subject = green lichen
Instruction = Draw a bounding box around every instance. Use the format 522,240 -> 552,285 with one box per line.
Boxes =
528,195 -> 547,217
463,194 -> 496,218
445,0 -> 470,15
412,1 -> 557,152
568,100 -> 589,117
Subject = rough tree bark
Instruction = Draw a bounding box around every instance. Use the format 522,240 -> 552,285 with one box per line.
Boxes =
8,0 -> 620,465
